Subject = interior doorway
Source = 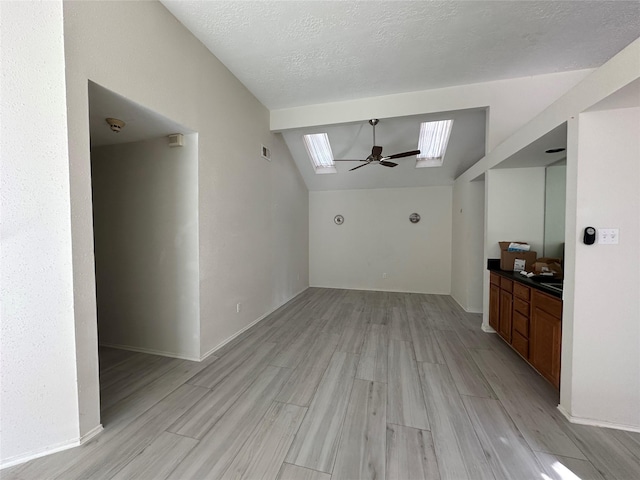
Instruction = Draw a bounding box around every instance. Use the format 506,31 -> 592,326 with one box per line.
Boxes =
88,81 -> 200,418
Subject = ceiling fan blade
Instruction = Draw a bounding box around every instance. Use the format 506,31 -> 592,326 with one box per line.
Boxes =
372,146 -> 383,157
386,149 -> 421,160
349,162 -> 370,171
379,160 -> 398,167
334,159 -> 366,162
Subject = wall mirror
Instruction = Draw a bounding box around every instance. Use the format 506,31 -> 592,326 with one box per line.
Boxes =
543,159 -> 567,258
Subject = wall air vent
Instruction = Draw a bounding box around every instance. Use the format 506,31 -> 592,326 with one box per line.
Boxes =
168,133 -> 184,147
261,145 -> 271,161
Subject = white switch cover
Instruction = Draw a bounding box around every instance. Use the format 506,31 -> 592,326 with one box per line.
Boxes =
598,228 -> 619,244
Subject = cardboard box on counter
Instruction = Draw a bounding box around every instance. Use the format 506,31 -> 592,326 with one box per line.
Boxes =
499,241 -> 537,272
531,257 -> 563,278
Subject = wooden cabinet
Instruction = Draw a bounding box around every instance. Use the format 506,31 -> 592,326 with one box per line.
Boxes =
489,283 -> 500,331
488,272 -> 562,390
512,282 -> 531,358
530,290 -> 563,389
499,289 -> 513,342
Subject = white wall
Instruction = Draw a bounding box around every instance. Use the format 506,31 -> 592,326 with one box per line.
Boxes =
544,164 -> 567,258
0,0 -> 81,467
562,107 -> 639,429
61,0 -> 308,444
451,179 -> 485,312
310,187 -> 452,294
91,135 -> 200,360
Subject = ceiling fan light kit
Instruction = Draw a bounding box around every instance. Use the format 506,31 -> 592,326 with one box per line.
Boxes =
333,119 -> 421,172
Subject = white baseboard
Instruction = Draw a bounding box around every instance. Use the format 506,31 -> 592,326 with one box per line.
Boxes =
200,287 -> 309,361
451,296 -> 483,314
98,342 -> 200,362
481,323 -> 497,333
557,405 -> 640,433
101,288 -> 310,363
464,306 -> 483,314
1,437 -> 80,470
79,424 -> 103,444
309,284 -> 451,295
1,422 -> 105,469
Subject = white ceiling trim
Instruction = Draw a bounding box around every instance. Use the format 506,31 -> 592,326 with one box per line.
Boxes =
269,69 -> 593,132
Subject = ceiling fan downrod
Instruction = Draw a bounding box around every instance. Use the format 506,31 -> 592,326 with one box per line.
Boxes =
369,119 -> 379,146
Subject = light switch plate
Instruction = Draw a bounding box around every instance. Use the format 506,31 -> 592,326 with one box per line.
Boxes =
598,228 -> 619,244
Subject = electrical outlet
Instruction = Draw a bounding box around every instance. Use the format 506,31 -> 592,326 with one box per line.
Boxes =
236,303 -> 241,313
598,228 -> 619,244
382,273 -> 388,279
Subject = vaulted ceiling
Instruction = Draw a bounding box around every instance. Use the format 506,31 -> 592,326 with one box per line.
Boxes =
160,1 -> 640,190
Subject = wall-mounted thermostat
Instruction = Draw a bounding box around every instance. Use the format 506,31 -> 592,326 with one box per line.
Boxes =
583,227 -> 596,245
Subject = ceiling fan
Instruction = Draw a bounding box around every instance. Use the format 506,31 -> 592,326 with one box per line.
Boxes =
334,119 -> 420,171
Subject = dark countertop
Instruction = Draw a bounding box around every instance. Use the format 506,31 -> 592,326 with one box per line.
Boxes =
488,258 -> 563,299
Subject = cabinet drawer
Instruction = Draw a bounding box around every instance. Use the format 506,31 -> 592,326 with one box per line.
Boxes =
512,331 -> 529,359
500,277 -> 513,292
513,282 -> 530,301
514,297 -> 530,317
532,290 -> 562,318
513,311 -> 529,337
490,272 -> 501,286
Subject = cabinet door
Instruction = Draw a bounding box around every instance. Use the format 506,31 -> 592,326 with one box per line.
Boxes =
499,289 -> 512,342
489,284 -> 500,331
530,306 -> 562,388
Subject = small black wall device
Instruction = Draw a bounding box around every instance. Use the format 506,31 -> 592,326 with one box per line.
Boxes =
583,227 -> 596,245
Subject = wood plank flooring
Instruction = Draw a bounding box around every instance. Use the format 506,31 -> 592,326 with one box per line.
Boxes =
4,287 -> 640,480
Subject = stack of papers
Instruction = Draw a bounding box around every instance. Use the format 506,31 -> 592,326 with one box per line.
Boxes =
507,242 -> 530,252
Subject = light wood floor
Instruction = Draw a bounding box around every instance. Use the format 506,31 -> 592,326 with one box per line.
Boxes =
5,288 -> 640,479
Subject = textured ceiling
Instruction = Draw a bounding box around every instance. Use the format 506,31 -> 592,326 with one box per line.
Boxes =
157,1 -> 638,191
161,1 -> 640,110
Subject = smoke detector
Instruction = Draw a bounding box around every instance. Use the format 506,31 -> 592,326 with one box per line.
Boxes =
105,117 -> 125,133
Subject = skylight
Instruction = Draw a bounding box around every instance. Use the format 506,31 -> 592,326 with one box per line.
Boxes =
416,119 -> 453,168
303,133 -> 337,174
